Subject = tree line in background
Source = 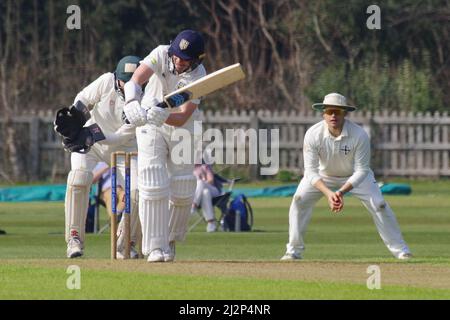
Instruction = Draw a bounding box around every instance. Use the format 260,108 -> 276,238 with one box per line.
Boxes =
0,0 -> 449,181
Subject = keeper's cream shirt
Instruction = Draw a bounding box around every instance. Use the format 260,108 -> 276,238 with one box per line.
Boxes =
303,119 -> 371,188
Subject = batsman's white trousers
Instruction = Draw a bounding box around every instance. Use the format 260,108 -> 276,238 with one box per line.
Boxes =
286,171 -> 411,258
136,123 -> 196,254
66,145 -> 139,244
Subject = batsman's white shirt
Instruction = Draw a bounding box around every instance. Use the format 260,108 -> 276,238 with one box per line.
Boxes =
303,119 -> 371,187
74,72 -> 137,155
136,45 -> 207,254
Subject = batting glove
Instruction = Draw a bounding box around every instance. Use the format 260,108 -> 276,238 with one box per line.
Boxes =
146,106 -> 170,127
123,101 -> 147,127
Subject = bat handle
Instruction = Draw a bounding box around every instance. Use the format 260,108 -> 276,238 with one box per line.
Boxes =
122,111 -> 131,124
162,92 -> 190,109
156,101 -> 168,109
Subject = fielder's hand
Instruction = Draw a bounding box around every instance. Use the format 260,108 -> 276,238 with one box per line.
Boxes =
327,192 -> 344,213
123,101 -> 147,126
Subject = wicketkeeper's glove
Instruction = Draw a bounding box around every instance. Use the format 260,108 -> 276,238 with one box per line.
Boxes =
62,124 -> 106,154
54,101 -> 91,140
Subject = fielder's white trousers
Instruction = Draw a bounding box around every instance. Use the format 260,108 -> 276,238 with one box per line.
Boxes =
193,180 -> 221,221
286,171 -> 411,258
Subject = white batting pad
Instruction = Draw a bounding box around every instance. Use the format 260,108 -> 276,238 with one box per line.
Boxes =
169,175 -> 197,242
139,165 -> 170,254
138,164 -> 170,199
65,169 -> 93,243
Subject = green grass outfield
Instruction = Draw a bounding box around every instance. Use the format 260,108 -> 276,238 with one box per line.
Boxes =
1,180 -> 450,299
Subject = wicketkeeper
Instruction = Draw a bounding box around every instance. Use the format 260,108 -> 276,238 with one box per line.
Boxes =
122,30 -> 207,262
281,93 -> 412,261
54,56 -> 143,259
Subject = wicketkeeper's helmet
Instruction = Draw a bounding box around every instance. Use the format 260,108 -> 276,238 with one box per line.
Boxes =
115,55 -> 141,82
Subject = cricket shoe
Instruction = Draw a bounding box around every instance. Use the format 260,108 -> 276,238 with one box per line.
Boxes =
398,252 -> 413,260
147,249 -> 165,262
67,237 -> 83,258
116,242 -> 139,259
164,241 -> 176,262
280,252 -> 302,261
206,221 -> 217,233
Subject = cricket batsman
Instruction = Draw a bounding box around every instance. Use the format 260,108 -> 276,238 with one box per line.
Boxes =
281,93 -> 413,261
54,56 -> 143,259
122,30 -> 207,262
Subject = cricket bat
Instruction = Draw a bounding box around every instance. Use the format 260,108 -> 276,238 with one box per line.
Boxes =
157,63 -> 245,108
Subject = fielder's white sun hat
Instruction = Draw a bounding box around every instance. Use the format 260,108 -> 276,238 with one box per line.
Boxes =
312,93 -> 357,112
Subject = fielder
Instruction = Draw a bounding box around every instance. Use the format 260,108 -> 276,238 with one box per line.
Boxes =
54,56 -> 143,259
281,93 -> 412,261
123,30 -> 207,262
192,162 -> 221,233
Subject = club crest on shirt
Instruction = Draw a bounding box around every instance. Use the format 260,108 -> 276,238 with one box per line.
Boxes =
176,81 -> 187,89
340,145 -> 351,155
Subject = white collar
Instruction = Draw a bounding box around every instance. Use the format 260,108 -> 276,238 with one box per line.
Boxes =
323,119 -> 348,140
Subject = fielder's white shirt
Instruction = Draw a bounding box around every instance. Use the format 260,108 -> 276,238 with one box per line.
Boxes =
74,72 -> 136,151
303,119 -> 371,188
140,45 -> 207,130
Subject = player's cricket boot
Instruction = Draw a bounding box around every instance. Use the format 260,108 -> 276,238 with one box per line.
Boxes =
116,241 -> 139,259
116,225 -> 139,259
67,233 -> 83,258
280,252 -> 302,261
163,241 -> 176,262
398,252 -> 413,260
147,249 -> 165,262
206,221 -> 217,233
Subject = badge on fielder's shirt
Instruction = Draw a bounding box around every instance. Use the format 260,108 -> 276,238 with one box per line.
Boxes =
340,145 -> 351,155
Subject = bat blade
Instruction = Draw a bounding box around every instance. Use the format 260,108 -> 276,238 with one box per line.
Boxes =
161,63 -> 245,108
